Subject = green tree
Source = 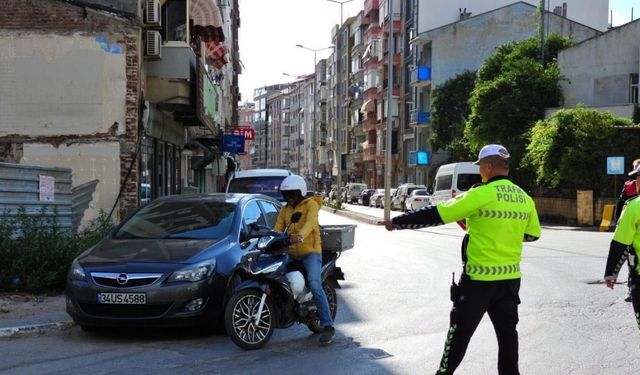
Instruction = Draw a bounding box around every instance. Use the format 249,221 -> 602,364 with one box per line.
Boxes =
430,70 -> 476,160
525,106 -> 633,193
465,34 -> 574,183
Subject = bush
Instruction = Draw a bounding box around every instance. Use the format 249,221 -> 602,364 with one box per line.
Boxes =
0,208 -> 113,293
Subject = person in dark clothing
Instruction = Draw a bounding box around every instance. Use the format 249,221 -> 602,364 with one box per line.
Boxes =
615,159 -> 640,303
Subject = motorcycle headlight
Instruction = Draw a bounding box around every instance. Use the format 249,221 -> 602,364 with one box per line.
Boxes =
257,235 -> 275,250
68,259 -> 86,281
167,259 -> 216,283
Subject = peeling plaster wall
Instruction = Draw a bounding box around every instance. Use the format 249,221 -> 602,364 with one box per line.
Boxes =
21,142 -> 120,227
0,34 -> 127,136
559,20 -> 640,107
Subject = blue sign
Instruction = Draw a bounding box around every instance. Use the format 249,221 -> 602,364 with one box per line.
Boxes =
417,151 -> 430,166
222,134 -> 245,154
607,156 -> 624,175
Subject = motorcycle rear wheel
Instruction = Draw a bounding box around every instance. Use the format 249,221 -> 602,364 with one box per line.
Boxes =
307,282 -> 338,333
224,289 -> 274,350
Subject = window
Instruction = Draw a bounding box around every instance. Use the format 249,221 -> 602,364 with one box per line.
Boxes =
457,174 -> 482,191
242,201 -> 267,231
630,74 -> 638,104
435,175 -> 452,191
161,0 -> 187,43
114,201 -> 236,240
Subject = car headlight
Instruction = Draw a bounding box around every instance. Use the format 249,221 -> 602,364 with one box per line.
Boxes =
68,259 -> 86,281
167,259 -> 216,283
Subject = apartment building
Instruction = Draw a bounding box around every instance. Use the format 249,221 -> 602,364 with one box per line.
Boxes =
406,1 -> 603,186
237,102 -> 254,170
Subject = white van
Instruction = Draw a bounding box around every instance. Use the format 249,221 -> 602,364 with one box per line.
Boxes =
344,183 -> 367,204
431,162 -> 482,205
226,169 -> 292,203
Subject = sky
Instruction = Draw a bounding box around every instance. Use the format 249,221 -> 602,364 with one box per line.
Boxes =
238,0 -> 640,105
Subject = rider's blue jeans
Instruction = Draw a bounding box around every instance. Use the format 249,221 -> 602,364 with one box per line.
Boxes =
295,252 -> 334,327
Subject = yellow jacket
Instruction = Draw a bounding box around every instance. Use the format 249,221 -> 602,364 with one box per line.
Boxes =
275,196 -> 323,257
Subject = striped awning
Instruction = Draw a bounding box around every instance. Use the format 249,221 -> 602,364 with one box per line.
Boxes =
205,41 -> 228,69
191,0 -> 225,42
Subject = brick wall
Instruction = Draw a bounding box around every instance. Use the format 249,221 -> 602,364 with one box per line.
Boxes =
533,196 -> 617,225
1,0 -> 142,220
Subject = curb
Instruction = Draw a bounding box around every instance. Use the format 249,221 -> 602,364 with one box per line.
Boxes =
0,320 -> 74,338
321,207 -> 382,225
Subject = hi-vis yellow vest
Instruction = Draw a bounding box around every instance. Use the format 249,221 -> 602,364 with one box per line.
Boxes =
437,178 -> 541,281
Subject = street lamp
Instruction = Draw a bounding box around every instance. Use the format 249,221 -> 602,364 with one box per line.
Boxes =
326,0 -> 353,24
296,44 -> 334,192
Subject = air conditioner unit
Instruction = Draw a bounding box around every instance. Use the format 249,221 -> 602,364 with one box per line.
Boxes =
144,0 -> 161,27
145,30 -> 162,58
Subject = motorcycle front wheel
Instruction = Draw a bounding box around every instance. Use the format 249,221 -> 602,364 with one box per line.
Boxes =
307,282 -> 337,333
224,289 -> 274,350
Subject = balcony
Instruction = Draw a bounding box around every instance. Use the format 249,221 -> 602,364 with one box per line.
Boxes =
364,0 -> 379,17
363,144 -> 377,161
409,109 -> 430,126
410,66 -> 431,88
146,45 -> 196,111
363,116 -> 377,132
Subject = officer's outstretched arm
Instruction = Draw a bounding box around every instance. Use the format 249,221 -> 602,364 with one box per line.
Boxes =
391,206 -> 444,229
604,240 -> 630,280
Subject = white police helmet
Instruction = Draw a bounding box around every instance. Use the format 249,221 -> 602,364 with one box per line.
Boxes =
280,175 -> 307,197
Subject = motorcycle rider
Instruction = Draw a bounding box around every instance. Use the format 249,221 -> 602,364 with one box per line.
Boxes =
275,175 -> 336,345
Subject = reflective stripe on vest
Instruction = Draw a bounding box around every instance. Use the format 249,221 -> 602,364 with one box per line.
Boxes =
465,263 -> 520,276
477,209 -> 530,220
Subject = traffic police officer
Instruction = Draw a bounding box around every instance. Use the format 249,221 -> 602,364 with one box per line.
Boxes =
604,163 -> 640,332
383,144 -> 541,375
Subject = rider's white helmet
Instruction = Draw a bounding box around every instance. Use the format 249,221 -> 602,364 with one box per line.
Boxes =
280,175 -> 307,197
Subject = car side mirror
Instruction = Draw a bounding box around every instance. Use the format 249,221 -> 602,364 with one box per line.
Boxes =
248,222 -> 272,238
428,187 -> 434,195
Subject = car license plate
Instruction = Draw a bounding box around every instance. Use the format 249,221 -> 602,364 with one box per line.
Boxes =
97,293 -> 146,305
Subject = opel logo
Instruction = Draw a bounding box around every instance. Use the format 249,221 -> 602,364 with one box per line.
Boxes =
117,273 -> 129,285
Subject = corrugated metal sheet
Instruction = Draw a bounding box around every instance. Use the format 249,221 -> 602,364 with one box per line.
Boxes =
71,179 -> 99,231
0,162 -> 73,231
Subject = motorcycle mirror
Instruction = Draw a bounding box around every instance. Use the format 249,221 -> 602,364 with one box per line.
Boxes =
290,212 -> 302,223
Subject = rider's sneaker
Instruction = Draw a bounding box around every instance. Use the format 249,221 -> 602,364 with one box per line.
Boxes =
319,326 -> 335,346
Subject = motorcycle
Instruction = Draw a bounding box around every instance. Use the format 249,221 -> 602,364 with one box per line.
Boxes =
224,213 -> 347,350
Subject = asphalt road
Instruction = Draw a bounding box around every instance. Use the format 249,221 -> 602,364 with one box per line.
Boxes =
0,210 -> 638,374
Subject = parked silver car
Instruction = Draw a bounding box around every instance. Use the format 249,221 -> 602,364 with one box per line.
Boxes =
405,189 -> 432,211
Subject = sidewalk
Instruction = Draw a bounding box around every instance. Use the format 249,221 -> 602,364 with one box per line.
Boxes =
0,294 -> 72,337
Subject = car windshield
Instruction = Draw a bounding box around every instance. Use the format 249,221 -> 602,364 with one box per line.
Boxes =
457,173 -> 483,191
412,190 -> 428,196
114,201 -> 236,240
228,176 -> 286,199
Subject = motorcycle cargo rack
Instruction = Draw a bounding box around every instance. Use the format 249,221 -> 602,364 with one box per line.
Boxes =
320,224 -> 356,252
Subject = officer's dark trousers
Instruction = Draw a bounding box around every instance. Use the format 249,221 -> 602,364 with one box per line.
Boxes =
631,274 -> 640,331
436,278 -> 521,375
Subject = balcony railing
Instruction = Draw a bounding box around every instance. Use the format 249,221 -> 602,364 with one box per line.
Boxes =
409,109 -> 430,126
410,66 -> 431,87
363,144 -> 376,161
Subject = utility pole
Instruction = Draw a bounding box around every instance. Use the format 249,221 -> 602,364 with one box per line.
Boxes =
264,103 -> 269,168
296,45 -> 334,191
384,0 -> 394,221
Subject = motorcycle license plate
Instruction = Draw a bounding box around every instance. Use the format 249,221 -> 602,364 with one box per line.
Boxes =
97,293 -> 146,305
